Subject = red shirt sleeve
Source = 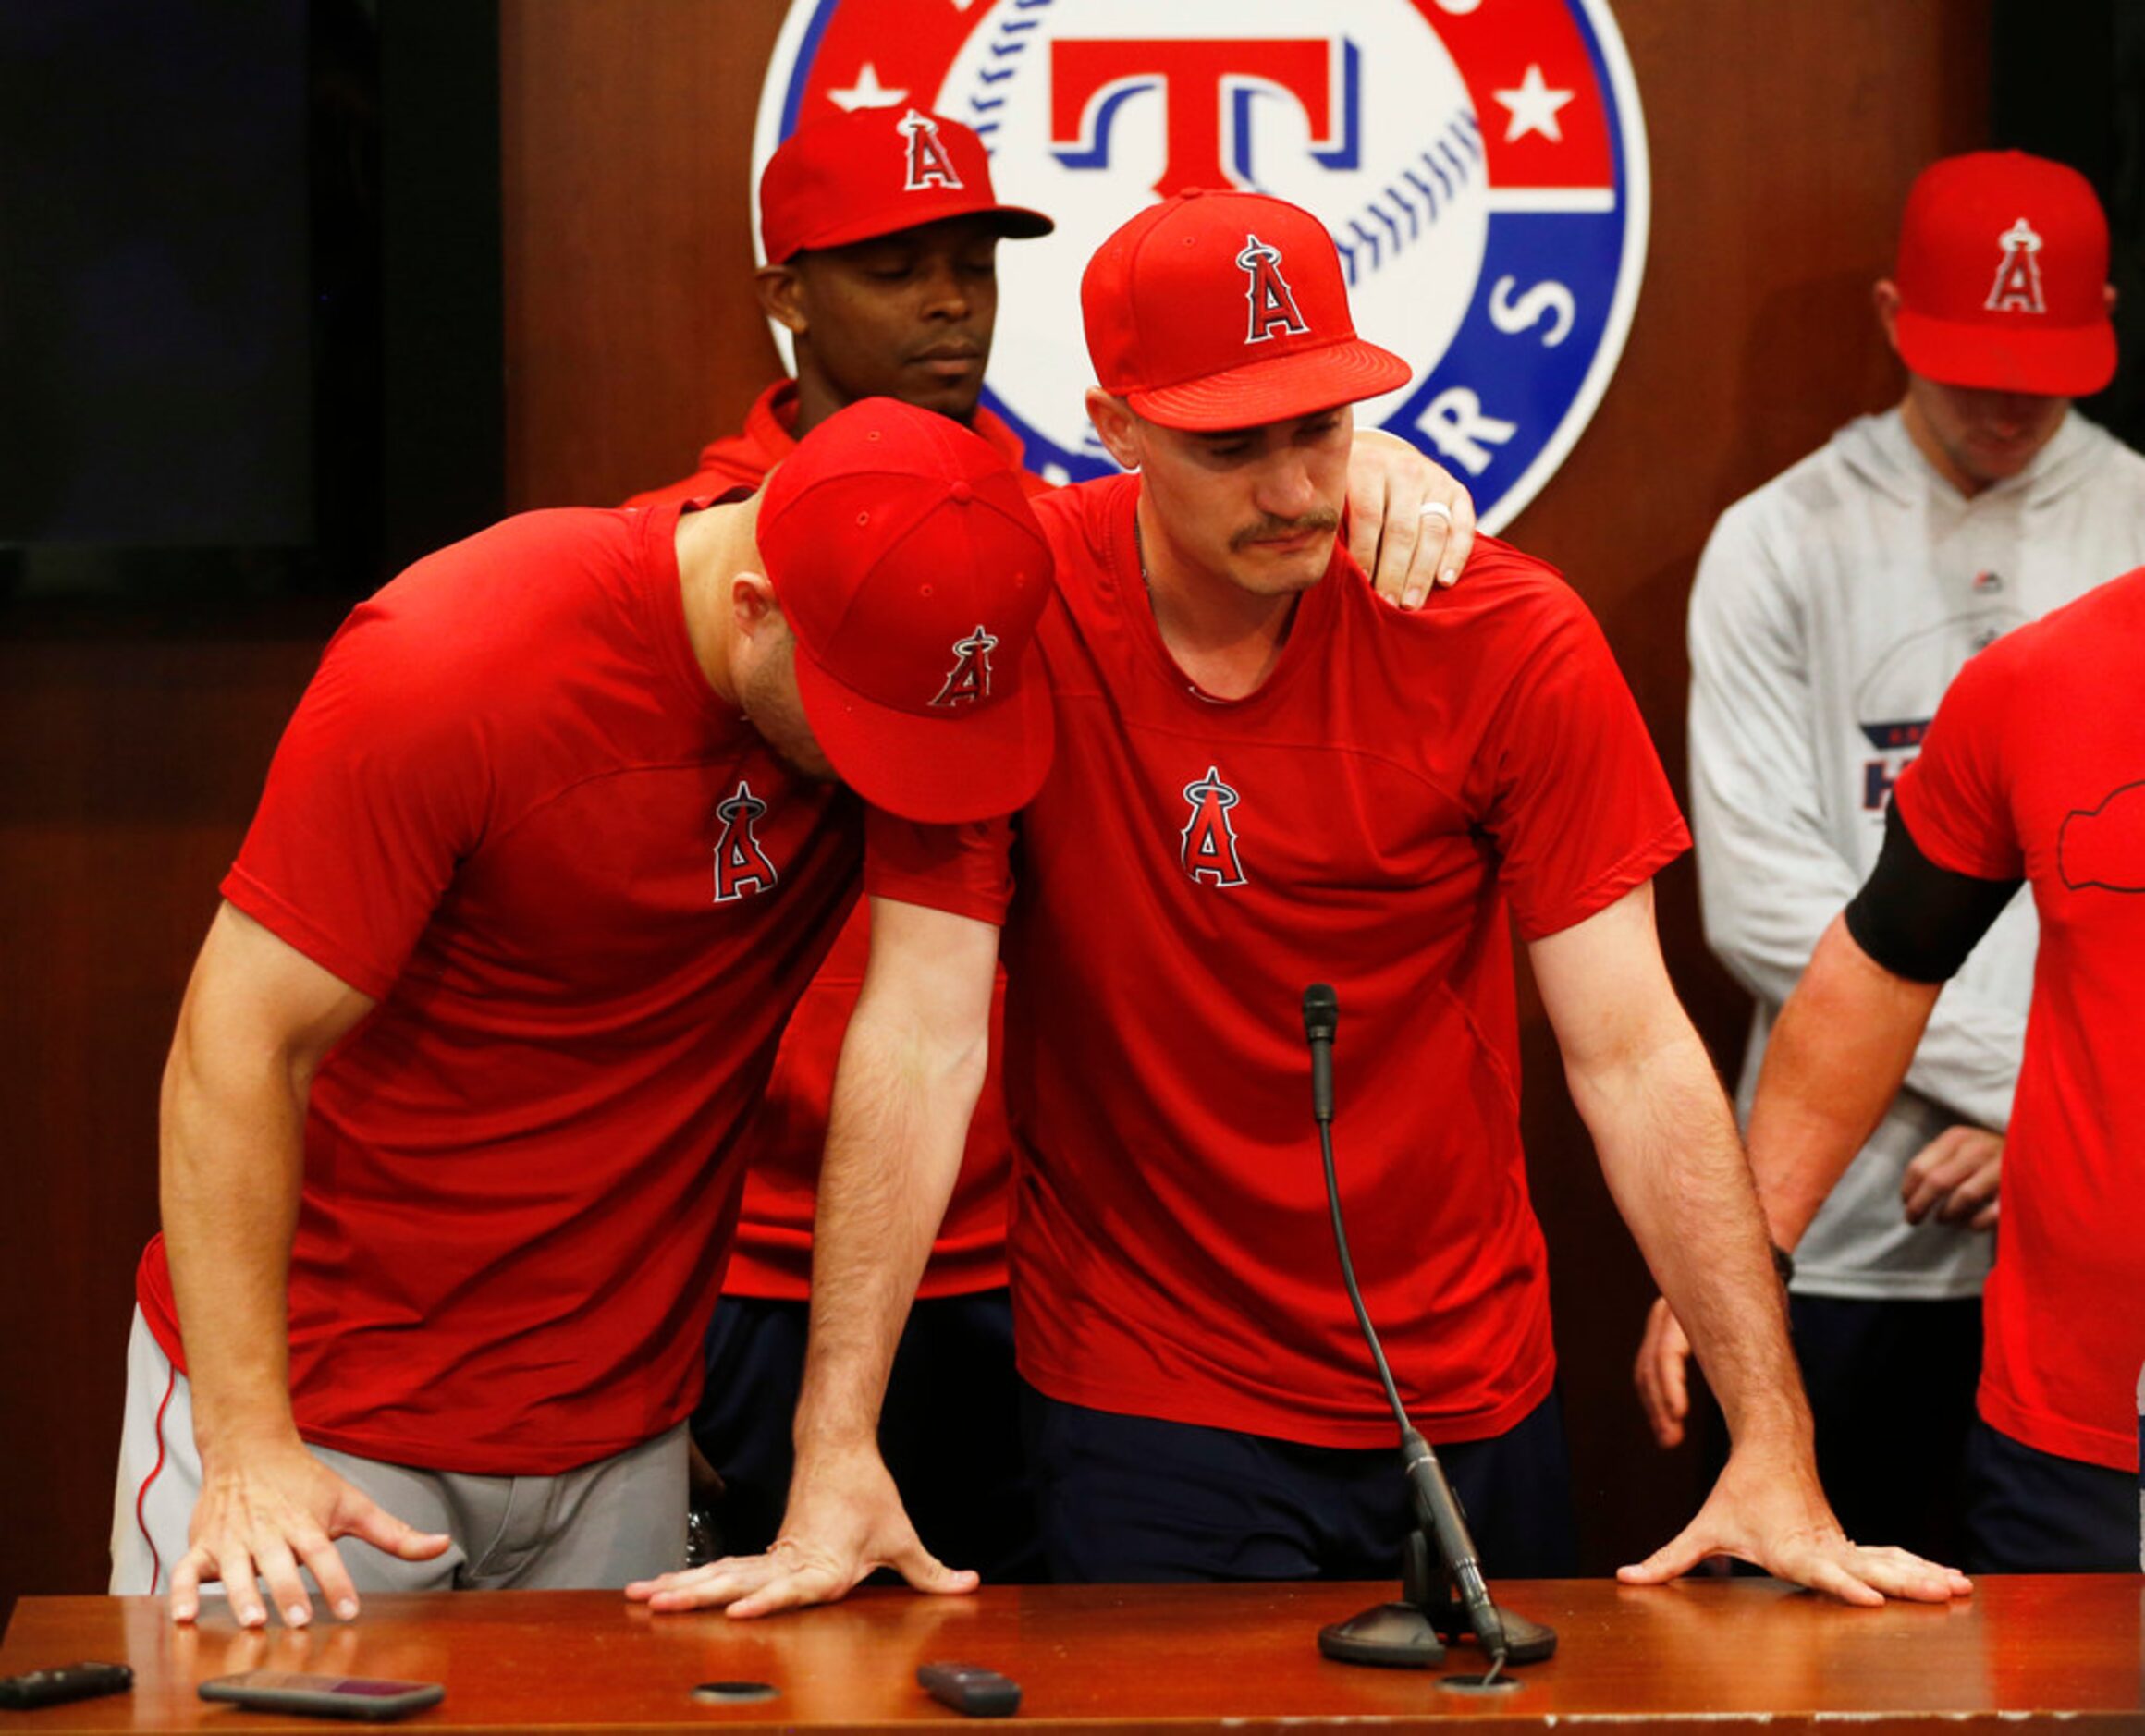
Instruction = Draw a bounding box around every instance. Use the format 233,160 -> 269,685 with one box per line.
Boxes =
1893,642 -> 2026,881
864,807 -> 1015,927
221,600 -> 493,1000
1471,581 -> 1689,941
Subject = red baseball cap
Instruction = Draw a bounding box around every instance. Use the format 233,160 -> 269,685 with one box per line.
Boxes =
1081,189 -> 1411,429
760,106 -> 1054,263
756,398 -> 1056,824
1893,151 -> 2115,397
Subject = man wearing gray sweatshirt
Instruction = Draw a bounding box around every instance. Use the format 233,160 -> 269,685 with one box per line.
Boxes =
1635,150 -> 2145,1560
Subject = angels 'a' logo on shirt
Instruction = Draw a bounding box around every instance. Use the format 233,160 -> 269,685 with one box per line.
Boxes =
1986,217 -> 2047,314
931,624 -> 998,708
899,107 -> 964,192
1180,764 -> 1249,887
713,780 -> 779,904
1238,234 -> 1310,345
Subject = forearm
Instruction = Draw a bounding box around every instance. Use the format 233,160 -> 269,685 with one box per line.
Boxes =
792,993 -> 986,1457
158,1020 -> 308,1457
1746,914 -> 1939,1248
1580,1016 -> 1807,1449
1892,974 -> 2023,1133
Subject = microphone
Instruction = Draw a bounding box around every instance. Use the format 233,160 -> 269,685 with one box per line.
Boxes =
1300,984 -> 1511,1676
1302,983 -> 1337,1125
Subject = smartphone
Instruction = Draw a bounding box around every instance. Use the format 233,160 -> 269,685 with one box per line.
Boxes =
199,1670 -> 445,1720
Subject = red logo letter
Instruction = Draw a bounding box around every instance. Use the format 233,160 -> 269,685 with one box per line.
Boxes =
1237,234 -> 1310,343
1180,765 -> 1249,888
713,781 -> 778,904
899,108 -> 964,191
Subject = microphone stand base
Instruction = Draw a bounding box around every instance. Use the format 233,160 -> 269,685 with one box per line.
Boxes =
1316,1532 -> 1558,1671
1317,1601 -> 1450,1669
1315,1598 -> 1556,1670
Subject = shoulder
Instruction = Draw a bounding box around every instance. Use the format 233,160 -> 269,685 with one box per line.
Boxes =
1697,433 -> 1860,581
1343,538 -> 1624,721
1031,473 -> 1134,579
328,508 -> 649,697
1395,535 -> 1592,642
2065,415 -> 2145,491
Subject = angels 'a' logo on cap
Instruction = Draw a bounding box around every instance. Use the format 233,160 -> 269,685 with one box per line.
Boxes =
1180,764 -> 1249,888
712,780 -> 778,904
899,108 -> 964,193
1238,234 -> 1311,345
1986,216 -> 2048,315
931,624 -> 999,708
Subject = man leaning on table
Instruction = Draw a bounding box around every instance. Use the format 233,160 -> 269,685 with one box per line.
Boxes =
629,189 -> 1977,1619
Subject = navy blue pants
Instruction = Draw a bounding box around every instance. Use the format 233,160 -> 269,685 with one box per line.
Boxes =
1021,1386 -> 1577,1583
1962,1418 -> 2137,1573
1789,1292 -> 1982,1561
693,1290 -> 1045,1583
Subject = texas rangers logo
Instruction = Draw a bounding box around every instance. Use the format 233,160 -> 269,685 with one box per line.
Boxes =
1181,765 -> 1249,888
931,623 -> 999,707
758,0 -> 1649,530
899,106 -> 965,191
712,780 -> 779,904
1239,234 -> 1310,342
1986,217 -> 2047,315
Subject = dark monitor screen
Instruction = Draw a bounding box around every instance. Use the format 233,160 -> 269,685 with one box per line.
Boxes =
0,0 -> 313,546
0,0 -> 498,603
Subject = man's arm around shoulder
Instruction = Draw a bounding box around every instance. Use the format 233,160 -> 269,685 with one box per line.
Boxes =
161,902 -> 448,1628
1529,884 -> 1967,1605
629,895 -> 999,1618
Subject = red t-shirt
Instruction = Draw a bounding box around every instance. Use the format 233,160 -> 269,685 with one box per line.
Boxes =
871,475 -> 1688,1447
137,499 -> 883,1473
628,379 -> 1044,1300
1893,566 -> 2145,1473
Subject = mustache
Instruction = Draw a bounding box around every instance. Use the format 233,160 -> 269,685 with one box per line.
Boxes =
1230,509 -> 1341,552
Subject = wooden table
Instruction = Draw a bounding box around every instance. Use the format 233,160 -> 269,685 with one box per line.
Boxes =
3,1578 -> 2139,1731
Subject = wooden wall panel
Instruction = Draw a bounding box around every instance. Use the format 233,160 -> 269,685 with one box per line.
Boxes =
500,0 -> 791,510
0,0 -> 1992,1618
0,624 -> 333,1620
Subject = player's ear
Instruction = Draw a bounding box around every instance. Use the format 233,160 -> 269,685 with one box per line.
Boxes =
759,263 -> 808,336
1872,279 -> 1905,354
729,571 -> 780,634
1085,389 -> 1142,471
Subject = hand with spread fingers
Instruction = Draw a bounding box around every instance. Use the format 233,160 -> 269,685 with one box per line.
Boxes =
169,1436 -> 448,1629
626,1445 -> 975,1620
1345,428 -> 1477,607
1615,1445 -> 1974,1607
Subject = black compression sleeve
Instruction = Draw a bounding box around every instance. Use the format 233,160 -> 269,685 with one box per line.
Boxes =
1843,802 -> 2022,984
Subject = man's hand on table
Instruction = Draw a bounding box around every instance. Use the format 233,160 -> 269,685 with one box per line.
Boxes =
627,1444 -> 976,1619
1614,1442 -> 1973,1607
170,1436 -> 448,1628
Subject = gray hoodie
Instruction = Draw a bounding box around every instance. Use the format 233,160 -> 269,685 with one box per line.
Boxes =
1688,406 -> 2145,1299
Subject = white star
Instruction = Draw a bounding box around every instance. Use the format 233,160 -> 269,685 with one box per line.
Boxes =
827,62 -> 909,112
1493,64 -> 1575,144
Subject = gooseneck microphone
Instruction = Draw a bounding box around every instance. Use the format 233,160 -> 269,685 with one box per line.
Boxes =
1300,984 -> 1512,1677
1302,982 -> 1337,1125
